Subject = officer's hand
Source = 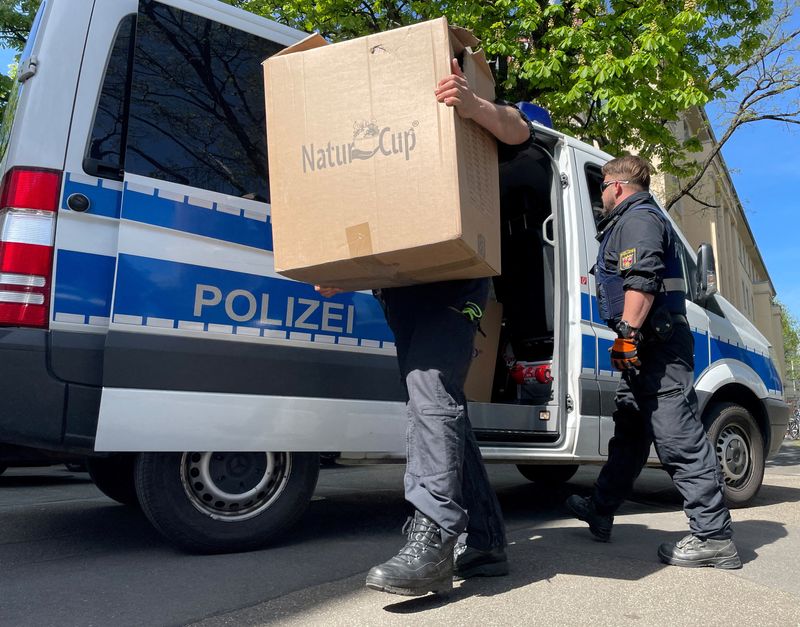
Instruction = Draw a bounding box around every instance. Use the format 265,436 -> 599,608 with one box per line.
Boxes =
610,338 -> 641,371
434,58 -> 479,119
315,285 -> 345,298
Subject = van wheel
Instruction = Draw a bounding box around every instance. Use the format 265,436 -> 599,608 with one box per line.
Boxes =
87,455 -> 139,506
517,464 -> 579,485
704,403 -> 764,508
135,451 -> 319,554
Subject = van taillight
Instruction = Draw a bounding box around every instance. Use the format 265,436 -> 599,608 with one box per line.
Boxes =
0,167 -> 61,328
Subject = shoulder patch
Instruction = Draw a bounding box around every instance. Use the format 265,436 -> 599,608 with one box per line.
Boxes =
619,248 -> 636,270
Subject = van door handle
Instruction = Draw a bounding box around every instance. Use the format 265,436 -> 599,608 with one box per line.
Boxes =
542,213 -> 555,247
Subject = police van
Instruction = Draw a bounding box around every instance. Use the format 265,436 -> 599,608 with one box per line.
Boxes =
0,0 -> 789,553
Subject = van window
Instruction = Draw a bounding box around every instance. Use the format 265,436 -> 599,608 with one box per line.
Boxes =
123,0 -> 283,201
583,163 -> 604,228
85,15 -> 136,180
677,238 -> 698,302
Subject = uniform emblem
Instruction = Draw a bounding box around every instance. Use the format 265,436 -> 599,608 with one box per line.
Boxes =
619,248 -> 636,270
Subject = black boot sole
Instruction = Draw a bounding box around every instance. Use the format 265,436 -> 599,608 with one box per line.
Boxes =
365,574 -> 453,596
657,547 -> 742,570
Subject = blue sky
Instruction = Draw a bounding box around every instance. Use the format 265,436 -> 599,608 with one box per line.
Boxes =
706,107 -> 800,322
0,33 -> 796,321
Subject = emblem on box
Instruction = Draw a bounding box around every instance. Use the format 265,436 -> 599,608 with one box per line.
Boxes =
301,120 -> 418,173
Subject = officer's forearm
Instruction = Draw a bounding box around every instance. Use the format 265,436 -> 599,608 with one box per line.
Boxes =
470,98 -> 531,145
621,290 -> 654,328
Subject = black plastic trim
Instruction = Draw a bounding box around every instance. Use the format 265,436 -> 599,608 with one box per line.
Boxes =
49,330 -> 105,386
102,331 -> 406,401
0,328 -> 67,448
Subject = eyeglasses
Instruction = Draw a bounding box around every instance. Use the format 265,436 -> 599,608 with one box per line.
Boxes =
600,179 -> 630,192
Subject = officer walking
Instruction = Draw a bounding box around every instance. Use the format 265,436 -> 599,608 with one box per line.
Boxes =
318,58 -> 533,595
566,155 -> 741,569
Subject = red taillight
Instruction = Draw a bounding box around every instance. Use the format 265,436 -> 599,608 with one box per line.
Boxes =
0,167 -> 61,328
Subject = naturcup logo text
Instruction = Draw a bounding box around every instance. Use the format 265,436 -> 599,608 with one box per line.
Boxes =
301,120 -> 418,173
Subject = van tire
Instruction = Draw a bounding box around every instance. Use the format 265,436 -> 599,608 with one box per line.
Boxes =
135,451 -> 320,554
87,455 -> 139,506
516,464 -> 579,485
704,403 -> 764,508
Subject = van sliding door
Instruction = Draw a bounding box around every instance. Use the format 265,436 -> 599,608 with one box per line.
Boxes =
95,0 -> 403,453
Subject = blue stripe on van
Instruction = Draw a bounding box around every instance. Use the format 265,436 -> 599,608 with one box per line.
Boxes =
581,332 -> 596,371
53,249 -> 116,318
580,294 -> 606,325
121,185 -> 273,251
61,174 -> 123,219
597,337 -> 613,372
710,336 -> 783,392
113,254 -> 394,344
580,292 -> 591,321
693,330 -> 710,380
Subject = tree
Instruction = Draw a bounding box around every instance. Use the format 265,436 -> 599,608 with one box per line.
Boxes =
0,0 -> 40,119
238,0 -> 798,209
779,300 -> 800,399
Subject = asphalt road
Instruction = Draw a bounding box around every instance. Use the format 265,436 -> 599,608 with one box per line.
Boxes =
2,442 -> 799,627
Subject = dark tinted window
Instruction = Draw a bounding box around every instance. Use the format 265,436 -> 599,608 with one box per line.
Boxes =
584,163 -> 604,228
85,14 -> 136,179
677,238 -> 698,302
125,0 -> 283,200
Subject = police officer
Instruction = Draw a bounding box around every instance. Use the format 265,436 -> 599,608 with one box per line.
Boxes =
318,58 -> 533,595
566,155 -> 741,569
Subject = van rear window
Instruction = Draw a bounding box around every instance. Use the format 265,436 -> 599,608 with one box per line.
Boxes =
123,0 -> 283,201
85,14 -> 136,180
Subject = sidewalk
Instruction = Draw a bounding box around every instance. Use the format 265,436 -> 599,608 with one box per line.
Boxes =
195,442 -> 800,627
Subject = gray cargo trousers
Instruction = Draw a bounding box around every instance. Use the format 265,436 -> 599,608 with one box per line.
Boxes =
378,278 -> 506,550
593,323 -> 732,539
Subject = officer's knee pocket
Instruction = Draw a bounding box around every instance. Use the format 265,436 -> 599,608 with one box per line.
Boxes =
407,404 -> 463,477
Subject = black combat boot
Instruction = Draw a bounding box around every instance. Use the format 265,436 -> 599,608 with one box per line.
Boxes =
453,543 -> 509,579
366,511 -> 456,596
566,494 -> 614,542
658,534 -> 742,569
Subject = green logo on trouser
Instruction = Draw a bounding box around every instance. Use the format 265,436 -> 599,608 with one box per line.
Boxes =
461,301 -> 483,322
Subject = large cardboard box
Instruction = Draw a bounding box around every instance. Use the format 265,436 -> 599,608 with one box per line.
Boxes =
263,18 -> 501,290
464,299 -> 503,402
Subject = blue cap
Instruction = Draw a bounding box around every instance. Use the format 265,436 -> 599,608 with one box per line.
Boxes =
516,102 -> 553,128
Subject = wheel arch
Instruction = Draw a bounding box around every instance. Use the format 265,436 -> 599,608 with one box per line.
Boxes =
699,383 -> 770,455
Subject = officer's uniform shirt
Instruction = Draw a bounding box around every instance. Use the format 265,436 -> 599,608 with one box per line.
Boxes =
595,190 -> 687,327
597,191 -> 668,297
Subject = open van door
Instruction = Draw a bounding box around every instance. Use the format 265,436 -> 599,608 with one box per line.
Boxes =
469,134 -> 570,449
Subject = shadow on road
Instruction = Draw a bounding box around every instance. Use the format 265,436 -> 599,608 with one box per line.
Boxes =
374,517 -> 789,614
767,440 -> 800,467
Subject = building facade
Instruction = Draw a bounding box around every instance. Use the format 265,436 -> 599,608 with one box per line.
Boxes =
649,107 -> 787,388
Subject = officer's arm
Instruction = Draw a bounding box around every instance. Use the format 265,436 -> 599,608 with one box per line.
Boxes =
435,59 -> 531,145
621,290 -> 654,328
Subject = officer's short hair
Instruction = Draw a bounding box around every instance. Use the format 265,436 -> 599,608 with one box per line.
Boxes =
602,155 -> 651,191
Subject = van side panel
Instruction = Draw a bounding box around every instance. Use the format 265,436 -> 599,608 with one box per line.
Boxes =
1,0 -> 94,173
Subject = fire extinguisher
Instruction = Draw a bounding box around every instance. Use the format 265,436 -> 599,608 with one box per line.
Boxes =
509,361 -> 554,385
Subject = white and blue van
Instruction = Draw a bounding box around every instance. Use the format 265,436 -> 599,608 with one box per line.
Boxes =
0,0 -> 789,552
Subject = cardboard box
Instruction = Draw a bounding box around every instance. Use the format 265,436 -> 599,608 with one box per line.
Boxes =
464,299 -> 503,402
263,18 -> 501,290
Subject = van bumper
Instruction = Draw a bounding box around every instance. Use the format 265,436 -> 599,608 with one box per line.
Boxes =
765,398 -> 790,458
0,328 -> 99,453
